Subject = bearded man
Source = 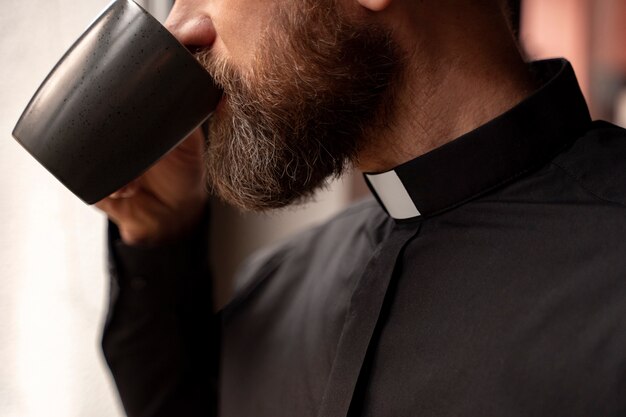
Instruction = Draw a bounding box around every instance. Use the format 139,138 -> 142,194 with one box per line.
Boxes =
96,0 -> 626,416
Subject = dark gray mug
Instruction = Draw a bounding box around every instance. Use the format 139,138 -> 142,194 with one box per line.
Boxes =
12,0 -> 221,204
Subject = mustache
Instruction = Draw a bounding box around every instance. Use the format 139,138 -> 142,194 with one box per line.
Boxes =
192,48 -> 213,71
193,7 -> 401,211
193,48 -> 241,92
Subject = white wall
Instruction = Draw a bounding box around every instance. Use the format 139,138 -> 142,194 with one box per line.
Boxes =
1,1 -> 131,416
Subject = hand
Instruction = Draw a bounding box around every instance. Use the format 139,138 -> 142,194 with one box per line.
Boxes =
96,127 -> 208,246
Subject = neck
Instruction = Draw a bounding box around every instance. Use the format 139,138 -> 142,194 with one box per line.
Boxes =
357,5 -> 537,173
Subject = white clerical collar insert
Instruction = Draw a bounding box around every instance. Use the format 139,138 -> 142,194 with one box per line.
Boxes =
366,170 -> 421,219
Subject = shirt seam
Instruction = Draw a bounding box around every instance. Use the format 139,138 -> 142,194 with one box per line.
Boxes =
550,161 -> 626,209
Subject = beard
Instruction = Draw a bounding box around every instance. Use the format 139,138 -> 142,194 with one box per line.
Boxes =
195,1 -> 401,211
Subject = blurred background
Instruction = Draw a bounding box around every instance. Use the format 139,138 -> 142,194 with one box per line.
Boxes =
1,0 -> 625,416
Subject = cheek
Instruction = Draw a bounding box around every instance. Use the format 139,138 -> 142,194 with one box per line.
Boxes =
211,0 -> 275,67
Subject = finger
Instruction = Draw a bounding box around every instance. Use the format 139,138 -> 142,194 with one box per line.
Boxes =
175,127 -> 207,158
94,197 -> 127,225
96,187 -> 163,219
95,189 -> 172,245
109,180 -> 140,199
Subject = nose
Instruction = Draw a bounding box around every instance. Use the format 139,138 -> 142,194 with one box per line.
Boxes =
165,2 -> 216,49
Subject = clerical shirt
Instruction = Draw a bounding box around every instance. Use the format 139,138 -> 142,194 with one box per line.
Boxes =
103,59 -> 626,417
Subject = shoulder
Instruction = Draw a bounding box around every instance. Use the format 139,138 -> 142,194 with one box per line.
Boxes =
552,121 -> 626,207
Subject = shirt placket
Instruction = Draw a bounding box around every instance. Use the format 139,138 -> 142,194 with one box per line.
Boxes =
316,221 -> 422,417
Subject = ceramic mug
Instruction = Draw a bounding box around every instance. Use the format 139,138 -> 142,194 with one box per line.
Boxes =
12,0 -> 221,204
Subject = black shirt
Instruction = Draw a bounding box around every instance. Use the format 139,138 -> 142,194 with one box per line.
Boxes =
103,59 -> 626,417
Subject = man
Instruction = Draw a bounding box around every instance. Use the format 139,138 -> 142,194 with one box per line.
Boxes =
96,0 -> 626,416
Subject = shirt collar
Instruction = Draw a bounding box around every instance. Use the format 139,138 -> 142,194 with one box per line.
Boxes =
364,59 -> 592,221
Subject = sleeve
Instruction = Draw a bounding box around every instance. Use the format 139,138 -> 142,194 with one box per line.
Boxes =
101,208 -> 218,417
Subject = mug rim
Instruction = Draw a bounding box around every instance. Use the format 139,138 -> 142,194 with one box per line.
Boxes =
126,0 -> 212,79
14,0 -> 212,138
